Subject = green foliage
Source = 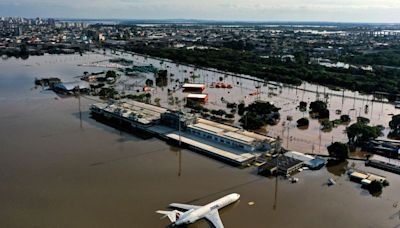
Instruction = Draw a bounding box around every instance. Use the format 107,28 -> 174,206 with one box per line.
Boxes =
123,93 -> 148,102
309,100 -> 330,119
346,122 -> 381,145
299,101 -> 307,111
388,114 -> 400,138
389,114 -> 400,131
367,180 -> 384,195
98,87 -> 118,99
340,114 -> 351,123
321,119 -> 333,130
186,99 -> 204,112
382,180 -> 390,187
225,113 -> 235,119
145,79 -> 154,86
327,142 -> 349,160
343,50 -> 400,67
157,70 -> 168,78
309,100 -> 327,113
239,111 -> 265,130
127,45 -> 400,97
239,101 -> 281,130
319,109 -> 330,119
246,101 -> 280,115
357,116 -> 370,124
297,117 -> 309,127
210,109 -> 226,116
238,102 -> 245,116
106,70 -> 117,78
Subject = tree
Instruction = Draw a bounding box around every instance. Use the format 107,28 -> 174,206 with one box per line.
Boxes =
389,114 -> 400,137
297,117 -> 309,127
299,101 -> 307,111
106,70 -> 117,78
327,142 -> 349,160
319,109 -> 330,119
157,70 -> 168,78
238,102 -> 245,116
309,100 -> 327,113
225,113 -> 235,119
357,116 -> 370,124
246,101 -> 280,115
321,119 -> 333,130
145,79 -> 154,87
346,122 -> 381,145
367,180 -> 384,195
240,112 -> 264,130
340,114 -> 351,123
211,109 -> 226,117
145,93 -> 151,103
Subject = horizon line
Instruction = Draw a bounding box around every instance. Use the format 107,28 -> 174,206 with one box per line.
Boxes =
3,16 -> 400,25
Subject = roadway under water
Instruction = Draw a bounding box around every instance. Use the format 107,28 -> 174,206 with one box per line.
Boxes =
0,53 -> 399,228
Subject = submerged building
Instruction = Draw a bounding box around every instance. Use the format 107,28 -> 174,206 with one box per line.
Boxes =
54,81 -> 90,92
90,100 -> 168,127
90,100 -> 277,166
186,118 -> 276,152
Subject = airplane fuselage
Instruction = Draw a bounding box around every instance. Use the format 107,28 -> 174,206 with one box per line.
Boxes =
175,193 -> 240,226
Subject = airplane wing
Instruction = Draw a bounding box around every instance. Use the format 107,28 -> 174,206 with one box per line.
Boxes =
169,203 -> 200,211
205,209 -> 224,228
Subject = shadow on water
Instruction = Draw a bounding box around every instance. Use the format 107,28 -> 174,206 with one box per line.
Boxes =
182,178 -> 264,205
90,147 -> 166,167
326,159 -> 349,176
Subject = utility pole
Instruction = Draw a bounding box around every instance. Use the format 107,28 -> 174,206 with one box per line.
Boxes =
273,136 -> 282,211
75,86 -> 82,130
177,106 -> 182,177
178,111 -> 181,147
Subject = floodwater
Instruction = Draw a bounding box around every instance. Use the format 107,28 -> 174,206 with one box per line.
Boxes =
1,53 -> 400,228
102,50 -> 400,155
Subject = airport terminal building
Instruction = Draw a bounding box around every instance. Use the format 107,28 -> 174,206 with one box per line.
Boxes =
186,118 -> 276,152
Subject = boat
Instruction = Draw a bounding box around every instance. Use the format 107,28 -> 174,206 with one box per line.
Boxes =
290,177 -> 299,183
328,178 -> 336,186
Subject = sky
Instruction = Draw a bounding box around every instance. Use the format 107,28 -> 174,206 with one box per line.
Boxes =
0,0 -> 400,23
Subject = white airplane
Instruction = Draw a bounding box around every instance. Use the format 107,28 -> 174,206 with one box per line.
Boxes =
156,193 -> 240,228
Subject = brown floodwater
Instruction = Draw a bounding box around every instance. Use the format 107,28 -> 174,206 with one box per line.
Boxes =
1,53 -> 400,228
102,50 -> 400,155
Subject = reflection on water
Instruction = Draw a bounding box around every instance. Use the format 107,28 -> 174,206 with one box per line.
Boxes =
326,159 -> 349,176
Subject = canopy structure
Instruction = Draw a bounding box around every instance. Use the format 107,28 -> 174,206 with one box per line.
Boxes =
54,81 -> 90,91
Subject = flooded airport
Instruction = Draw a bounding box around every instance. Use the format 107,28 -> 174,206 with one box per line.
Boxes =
1,52 -> 400,228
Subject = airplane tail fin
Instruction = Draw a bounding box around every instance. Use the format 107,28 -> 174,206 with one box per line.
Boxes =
156,210 -> 183,223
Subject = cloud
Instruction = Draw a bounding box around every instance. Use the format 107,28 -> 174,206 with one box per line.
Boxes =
0,0 -> 399,22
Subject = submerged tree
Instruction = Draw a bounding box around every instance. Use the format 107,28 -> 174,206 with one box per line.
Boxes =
388,114 -> 400,138
297,117 -> 309,127
346,122 -> 381,145
327,142 -> 349,160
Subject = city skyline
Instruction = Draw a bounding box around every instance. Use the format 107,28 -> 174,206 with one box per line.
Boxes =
0,0 -> 400,23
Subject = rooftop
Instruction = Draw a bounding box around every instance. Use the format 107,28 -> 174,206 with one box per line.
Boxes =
91,100 -> 167,125
182,83 -> 205,89
187,118 -> 276,148
187,93 -> 208,99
